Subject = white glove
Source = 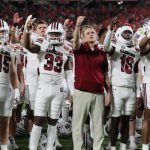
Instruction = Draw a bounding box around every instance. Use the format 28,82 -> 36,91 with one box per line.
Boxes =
14,88 -> 20,104
25,15 -> 32,30
24,15 -> 36,33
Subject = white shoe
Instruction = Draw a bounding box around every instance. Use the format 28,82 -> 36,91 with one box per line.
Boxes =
129,142 -> 137,150
119,143 -> 126,150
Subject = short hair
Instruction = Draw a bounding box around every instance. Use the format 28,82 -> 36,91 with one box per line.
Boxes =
81,25 -> 95,36
33,20 -> 48,30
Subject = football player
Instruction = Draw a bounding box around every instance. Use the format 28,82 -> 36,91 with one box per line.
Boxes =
104,20 -> 141,150
8,13 -> 25,150
23,16 -> 74,150
137,20 -> 150,150
0,19 -> 20,150
25,19 -> 47,135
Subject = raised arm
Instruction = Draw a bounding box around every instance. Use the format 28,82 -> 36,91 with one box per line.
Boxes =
22,15 -> 40,53
139,36 -> 150,55
103,17 -> 118,52
9,12 -> 23,43
73,16 -> 85,50
139,21 -> 150,54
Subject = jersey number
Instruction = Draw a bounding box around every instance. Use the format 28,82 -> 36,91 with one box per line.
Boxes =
44,53 -> 63,73
0,54 -> 11,73
120,54 -> 134,74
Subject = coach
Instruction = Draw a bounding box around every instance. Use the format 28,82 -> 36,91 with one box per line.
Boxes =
72,16 -> 112,150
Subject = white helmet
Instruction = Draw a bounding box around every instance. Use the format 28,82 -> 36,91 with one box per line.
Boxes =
46,22 -> 64,45
0,19 -> 9,43
115,25 -> 133,45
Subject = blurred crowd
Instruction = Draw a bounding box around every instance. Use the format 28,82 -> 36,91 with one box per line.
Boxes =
0,1 -> 150,32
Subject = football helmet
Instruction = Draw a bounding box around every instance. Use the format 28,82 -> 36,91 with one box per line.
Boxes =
46,22 -> 64,45
57,120 -> 72,137
0,19 -> 9,43
115,25 -> 133,45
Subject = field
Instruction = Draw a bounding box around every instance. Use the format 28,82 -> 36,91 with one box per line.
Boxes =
16,132 -> 143,150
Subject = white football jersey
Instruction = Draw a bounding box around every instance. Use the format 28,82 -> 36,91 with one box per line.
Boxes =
109,41 -> 140,87
26,51 -> 39,86
0,44 -> 14,87
37,39 -> 68,84
25,33 -> 42,86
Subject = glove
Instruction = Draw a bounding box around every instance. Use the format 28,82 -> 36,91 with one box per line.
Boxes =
14,88 -> 20,105
24,15 -> 36,33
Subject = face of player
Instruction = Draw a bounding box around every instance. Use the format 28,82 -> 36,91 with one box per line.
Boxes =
0,30 -> 8,42
36,24 -> 47,37
65,28 -> 73,41
121,30 -> 133,41
48,32 -> 62,38
82,28 -> 97,43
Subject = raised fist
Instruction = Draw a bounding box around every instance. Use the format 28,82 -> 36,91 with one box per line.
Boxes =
76,16 -> 85,27
110,17 -> 120,31
25,15 -> 36,33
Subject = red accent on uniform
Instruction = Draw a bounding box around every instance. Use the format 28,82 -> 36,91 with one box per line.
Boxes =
56,22 -> 59,30
74,43 -> 108,93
